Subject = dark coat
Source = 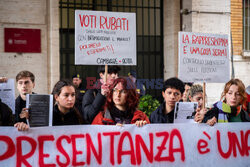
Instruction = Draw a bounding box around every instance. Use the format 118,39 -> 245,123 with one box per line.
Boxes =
82,89 -> 106,124
0,99 -> 13,126
53,105 -> 82,126
75,87 -> 86,113
149,102 -> 175,123
15,95 -> 27,123
203,105 -> 250,123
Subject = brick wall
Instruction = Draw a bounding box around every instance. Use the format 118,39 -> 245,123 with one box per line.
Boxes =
231,0 -> 243,55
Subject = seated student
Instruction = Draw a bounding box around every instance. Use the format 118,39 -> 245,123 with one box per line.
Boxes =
149,77 -> 184,123
15,70 -> 36,124
0,77 -> 13,126
52,80 -> 83,125
92,77 -> 149,127
203,79 -> 250,126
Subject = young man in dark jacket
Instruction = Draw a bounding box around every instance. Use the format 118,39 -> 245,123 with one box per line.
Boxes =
82,66 -> 120,124
15,70 -> 35,123
149,77 -> 184,123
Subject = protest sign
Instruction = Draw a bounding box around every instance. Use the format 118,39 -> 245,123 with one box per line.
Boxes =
0,123 -> 249,166
26,94 -> 53,127
0,79 -> 15,114
75,10 -> 136,65
174,102 -> 198,123
178,32 -> 230,83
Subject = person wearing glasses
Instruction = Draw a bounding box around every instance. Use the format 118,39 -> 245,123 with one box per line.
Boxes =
92,77 -> 149,127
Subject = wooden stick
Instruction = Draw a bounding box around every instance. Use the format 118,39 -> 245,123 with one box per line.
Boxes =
104,64 -> 108,83
203,82 -> 206,109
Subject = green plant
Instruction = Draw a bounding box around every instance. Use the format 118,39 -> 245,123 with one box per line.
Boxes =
138,94 -> 160,117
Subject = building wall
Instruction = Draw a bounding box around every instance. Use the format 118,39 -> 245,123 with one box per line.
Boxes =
163,0 -> 180,79
231,0 -> 243,56
0,0 -> 59,96
231,0 -> 250,91
166,0 -> 249,106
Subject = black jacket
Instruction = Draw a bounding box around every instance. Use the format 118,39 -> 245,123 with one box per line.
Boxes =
75,87 -> 86,113
149,102 -> 175,123
15,95 -> 27,123
203,105 -> 250,123
0,99 -> 13,126
53,105 -> 82,126
82,89 -> 106,124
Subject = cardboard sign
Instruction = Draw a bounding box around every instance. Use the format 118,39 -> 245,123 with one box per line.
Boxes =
178,32 -> 230,83
0,123 -> 249,166
4,28 -> 41,53
75,10 -> 136,65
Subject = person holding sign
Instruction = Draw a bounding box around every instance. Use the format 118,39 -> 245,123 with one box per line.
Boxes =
185,84 -> 207,122
149,77 -> 184,123
82,65 -> 120,124
14,80 -> 83,130
203,79 -> 250,126
52,80 -> 83,125
15,70 -> 36,124
92,77 -> 149,126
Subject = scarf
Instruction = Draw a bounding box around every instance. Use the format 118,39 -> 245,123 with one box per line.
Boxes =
109,106 -> 133,124
214,101 -> 240,123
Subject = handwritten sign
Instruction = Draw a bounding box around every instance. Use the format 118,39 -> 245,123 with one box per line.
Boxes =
75,10 -> 136,65
178,32 -> 230,83
0,123 -> 249,166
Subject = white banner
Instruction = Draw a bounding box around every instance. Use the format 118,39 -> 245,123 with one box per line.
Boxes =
0,123 -> 249,166
75,10 -> 136,65
178,32 -> 230,83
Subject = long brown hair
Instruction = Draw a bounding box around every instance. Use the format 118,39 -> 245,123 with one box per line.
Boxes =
52,79 -> 83,124
221,78 -> 246,105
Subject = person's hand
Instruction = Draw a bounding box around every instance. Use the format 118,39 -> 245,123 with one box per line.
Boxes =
100,78 -> 114,96
19,108 -> 29,119
194,108 -> 207,123
14,122 -> 29,131
135,120 -> 147,127
116,123 -> 123,127
0,77 -> 7,83
206,116 -> 217,126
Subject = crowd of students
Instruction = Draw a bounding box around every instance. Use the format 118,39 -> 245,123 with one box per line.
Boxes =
0,66 -> 249,131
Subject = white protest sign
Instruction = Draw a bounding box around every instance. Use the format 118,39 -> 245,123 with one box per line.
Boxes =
0,79 -> 15,114
0,123 -> 249,167
75,10 -> 136,65
178,32 -> 230,83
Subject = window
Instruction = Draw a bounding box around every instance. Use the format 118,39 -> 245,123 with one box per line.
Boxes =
243,0 -> 250,50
